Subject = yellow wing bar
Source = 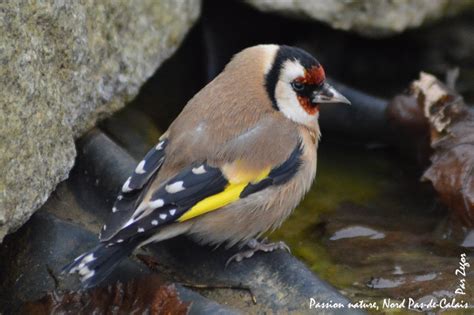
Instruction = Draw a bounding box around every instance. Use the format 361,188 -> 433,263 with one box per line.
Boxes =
178,165 -> 270,222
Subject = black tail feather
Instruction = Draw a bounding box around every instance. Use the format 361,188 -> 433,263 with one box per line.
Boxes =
62,239 -> 139,288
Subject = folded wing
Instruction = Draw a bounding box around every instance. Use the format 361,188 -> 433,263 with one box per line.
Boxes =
101,141 -> 303,244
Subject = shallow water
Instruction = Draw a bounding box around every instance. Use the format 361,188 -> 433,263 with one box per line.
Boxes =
270,142 -> 473,313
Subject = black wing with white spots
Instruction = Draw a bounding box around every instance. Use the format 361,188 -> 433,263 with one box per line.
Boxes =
100,139 -> 168,241
102,141 -> 304,244
105,163 -> 228,243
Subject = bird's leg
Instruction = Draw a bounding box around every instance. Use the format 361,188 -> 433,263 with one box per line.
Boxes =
225,238 -> 290,267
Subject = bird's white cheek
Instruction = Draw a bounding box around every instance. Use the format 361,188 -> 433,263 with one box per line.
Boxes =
275,81 -> 317,126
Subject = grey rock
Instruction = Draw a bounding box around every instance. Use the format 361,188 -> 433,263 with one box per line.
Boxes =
0,0 -> 201,242
245,0 -> 472,36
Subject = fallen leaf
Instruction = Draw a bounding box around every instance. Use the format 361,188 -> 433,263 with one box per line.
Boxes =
388,72 -> 474,226
20,275 -> 189,315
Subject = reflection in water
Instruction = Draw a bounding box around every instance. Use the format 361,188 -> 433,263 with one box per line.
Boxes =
369,277 -> 406,289
330,226 -> 385,241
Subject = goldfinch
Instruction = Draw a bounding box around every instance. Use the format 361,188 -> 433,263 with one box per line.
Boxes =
63,44 -> 350,287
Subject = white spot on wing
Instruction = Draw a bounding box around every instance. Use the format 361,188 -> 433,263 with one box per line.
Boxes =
192,165 -> 206,174
83,253 -> 95,263
138,227 -> 145,233
151,220 -> 158,226
135,160 -> 146,174
82,269 -> 95,281
79,265 -> 92,276
103,225 -> 107,231
156,141 -> 164,150
117,195 -> 123,200
149,198 -> 164,209
165,181 -> 185,194
169,209 -> 176,216
122,177 -> 132,192
122,200 -> 161,230
116,239 -> 124,243
159,214 -> 167,220
112,207 -> 118,213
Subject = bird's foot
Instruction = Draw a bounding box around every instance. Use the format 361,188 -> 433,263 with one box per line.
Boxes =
225,238 -> 290,267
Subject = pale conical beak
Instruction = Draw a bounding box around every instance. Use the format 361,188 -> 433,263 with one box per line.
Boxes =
311,83 -> 351,105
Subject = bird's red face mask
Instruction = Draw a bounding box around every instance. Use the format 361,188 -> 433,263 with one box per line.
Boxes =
292,65 -> 350,116
293,65 -> 326,115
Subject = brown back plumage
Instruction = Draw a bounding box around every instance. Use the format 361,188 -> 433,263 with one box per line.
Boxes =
156,45 -> 300,182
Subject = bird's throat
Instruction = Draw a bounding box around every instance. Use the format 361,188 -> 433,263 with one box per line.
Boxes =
297,96 -> 319,115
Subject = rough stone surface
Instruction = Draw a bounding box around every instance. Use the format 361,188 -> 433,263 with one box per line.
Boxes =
245,0 -> 472,36
0,0 -> 201,242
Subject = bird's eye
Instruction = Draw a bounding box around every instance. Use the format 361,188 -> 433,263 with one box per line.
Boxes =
291,81 -> 304,92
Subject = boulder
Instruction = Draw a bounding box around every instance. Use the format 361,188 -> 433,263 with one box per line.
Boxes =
0,0 -> 201,242
245,0 -> 472,36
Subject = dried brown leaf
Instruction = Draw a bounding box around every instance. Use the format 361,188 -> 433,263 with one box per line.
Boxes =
388,72 -> 474,226
20,275 -> 190,315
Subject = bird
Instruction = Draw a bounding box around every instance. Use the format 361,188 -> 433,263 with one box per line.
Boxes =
63,44 -> 350,288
